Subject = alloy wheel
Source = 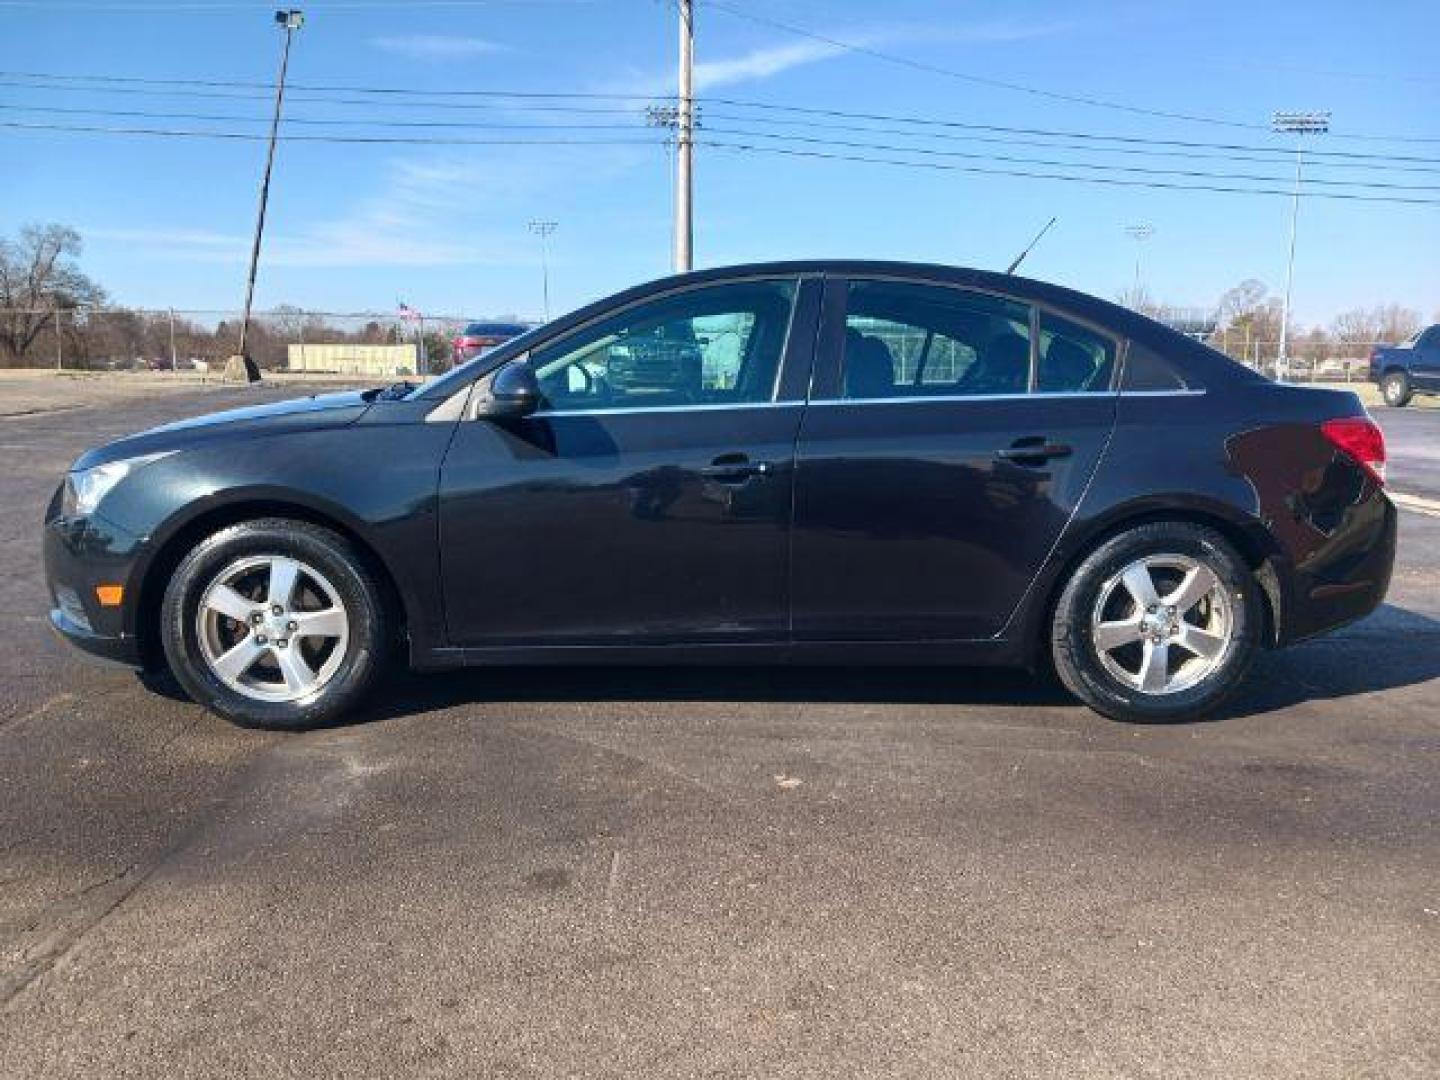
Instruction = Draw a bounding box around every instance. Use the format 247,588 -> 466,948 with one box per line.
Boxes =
1090,553 -> 1233,695
195,554 -> 350,703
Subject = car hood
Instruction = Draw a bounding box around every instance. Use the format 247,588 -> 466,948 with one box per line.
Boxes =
73,390 -> 374,470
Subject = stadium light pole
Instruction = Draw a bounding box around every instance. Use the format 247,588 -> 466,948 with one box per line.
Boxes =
1123,223 -> 1154,307
528,220 -> 557,322
234,9 -> 303,383
1272,110 -> 1330,377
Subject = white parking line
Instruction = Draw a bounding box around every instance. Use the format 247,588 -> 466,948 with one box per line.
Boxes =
1390,491 -> 1440,518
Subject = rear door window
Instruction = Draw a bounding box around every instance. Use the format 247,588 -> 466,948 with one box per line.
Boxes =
1035,314 -> 1117,393
832,280 -> 1032,399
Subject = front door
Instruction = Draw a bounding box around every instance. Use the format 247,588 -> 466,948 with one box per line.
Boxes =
438,276 -> 817,648
791,276 -> 1118,641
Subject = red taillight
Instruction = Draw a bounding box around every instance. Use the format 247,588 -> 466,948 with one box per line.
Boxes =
1321,416 -> 1386,485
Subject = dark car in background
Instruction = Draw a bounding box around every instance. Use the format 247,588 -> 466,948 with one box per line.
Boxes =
45,261 -> 1395,730
451,321 -> 531,367
1371,325 -> 1440,406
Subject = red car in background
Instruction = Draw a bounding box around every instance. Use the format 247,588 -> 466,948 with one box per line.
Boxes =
451,321 -> 532,367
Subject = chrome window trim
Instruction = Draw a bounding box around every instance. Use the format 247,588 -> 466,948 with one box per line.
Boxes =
808,390 -> 1122,407
529,400 -> 801,419
1118,388 -> 1208,397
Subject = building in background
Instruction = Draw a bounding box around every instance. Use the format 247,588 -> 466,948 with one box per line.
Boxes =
287,342 -> 417,377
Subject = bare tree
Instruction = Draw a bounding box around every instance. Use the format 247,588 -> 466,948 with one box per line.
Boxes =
0,224 -> 107,366
1331,304 -> 1421,346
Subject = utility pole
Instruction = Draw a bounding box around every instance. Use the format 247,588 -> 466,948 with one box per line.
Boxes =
1272,110 -> 1329,379
528,220 -> 557,322
674,0 -> 694,272
1123,223 -> 1154,306
234,9 -> 304,383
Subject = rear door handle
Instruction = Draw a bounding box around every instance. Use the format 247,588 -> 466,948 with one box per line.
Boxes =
700,454 -> 773,482
995,438 -> 1072,465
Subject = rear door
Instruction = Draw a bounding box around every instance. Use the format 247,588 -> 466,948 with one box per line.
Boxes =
791,276 -> 1118,642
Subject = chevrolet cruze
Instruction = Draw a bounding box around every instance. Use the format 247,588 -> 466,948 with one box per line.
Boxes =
44,262 -> 1396,729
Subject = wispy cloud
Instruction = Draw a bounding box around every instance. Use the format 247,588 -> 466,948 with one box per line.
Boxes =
85,146 -> 647,272
370,34 -> 508,60
694,39 -> 845,92
608,17 -> 1074,96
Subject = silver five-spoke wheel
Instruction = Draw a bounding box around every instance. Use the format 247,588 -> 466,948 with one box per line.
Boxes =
1090,553 -> 1232,695
196,555 -> 350,703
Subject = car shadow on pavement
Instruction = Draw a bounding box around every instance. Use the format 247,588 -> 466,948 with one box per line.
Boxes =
138,605 -> 1439,728
1213,602 -> 1440,721
356,663 -> 1074,725
356,602 -> 1440,727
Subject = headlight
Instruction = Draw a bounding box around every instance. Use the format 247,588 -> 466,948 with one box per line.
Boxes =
63,453 -> 170,517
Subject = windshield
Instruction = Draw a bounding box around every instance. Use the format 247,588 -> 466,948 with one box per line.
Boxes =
404,322 -> 549,401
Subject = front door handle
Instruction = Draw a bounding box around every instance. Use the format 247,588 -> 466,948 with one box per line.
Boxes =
700,454 -> 773,482
995,437 -> 1072,466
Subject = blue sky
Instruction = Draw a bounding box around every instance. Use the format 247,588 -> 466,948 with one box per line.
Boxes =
2,0 -> 1437,327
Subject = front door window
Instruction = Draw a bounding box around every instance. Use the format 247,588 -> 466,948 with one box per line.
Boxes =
531,280 -> 797,413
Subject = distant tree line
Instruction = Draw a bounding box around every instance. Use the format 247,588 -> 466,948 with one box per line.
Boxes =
2,221 -> 1432,371
0,223 -> 475,371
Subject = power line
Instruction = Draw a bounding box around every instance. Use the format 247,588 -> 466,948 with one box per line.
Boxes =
0,103 -> 652,133
7,71 -> 1437,162
0,1 -> 590,9
7,102 -> 1436,185
702,0 -> 1270,133
697,139 -> 1440,206
0,120 -> 661,147
700,111 -> 1440,176
702,98 -> 1440,165
0,70 -> 659,101
702,0 -> 1440,146
696,126 -> 1440,193
8,117 -> 1438,205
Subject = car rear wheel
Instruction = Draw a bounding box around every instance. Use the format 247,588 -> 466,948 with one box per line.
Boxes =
160,519 -> 388,729
1381,371 -> 1413,407
1050,522 -> 1261,723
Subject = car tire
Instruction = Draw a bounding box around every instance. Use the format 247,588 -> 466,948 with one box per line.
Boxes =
1050,521 -> 1261,723
1381,371 -> 1413,407
160,518 -> 389,729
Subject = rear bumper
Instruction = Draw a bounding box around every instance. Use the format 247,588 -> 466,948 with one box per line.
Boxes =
1273,488 -> 1397,646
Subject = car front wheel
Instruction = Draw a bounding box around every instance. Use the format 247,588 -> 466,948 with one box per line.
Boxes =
160,519 -> 389,729
1050,522 -> 1261,723
1381,371 -> 1412,407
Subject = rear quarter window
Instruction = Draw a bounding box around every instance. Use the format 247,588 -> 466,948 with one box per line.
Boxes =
1121,343 -> 1189,391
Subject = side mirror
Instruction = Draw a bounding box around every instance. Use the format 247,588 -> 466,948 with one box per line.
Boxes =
476,360 -> 541,418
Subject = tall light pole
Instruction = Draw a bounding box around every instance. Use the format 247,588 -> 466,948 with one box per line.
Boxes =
674,0 -> 694,272
528,220 -> 557,322
1272,110 -> 1329,377
235,8 -> 303,383
1123,223 -> 1154,307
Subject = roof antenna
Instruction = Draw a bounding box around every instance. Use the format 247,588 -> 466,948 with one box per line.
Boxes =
1006,216 -> 1057,275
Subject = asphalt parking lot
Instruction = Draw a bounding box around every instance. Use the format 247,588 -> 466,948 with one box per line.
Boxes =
2,380 -> 1437,1078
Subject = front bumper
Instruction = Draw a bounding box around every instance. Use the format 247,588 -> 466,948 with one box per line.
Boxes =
42,485 -> 146,668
